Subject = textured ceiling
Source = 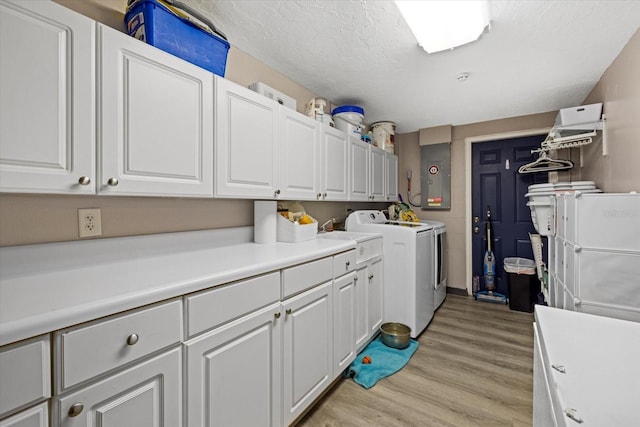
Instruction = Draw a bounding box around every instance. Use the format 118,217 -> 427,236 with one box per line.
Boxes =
190,0 -> 640,132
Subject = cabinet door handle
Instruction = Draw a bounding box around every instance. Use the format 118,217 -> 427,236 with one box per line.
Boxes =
323,192 -> 327,198
274,189 -> 281,196
285,308 -> 292,315
126,333 -> 139,346
78,176 -> 91,186
345,261 -> 350,268
107,177 -> 119,187
369,274 -> 374,280
68,403 -> 84,417
274,312 -> 281,319
354,276 -> 358,282
317,192 -> 322,199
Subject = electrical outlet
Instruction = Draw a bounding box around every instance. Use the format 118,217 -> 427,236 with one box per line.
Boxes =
78,208 -> 102,238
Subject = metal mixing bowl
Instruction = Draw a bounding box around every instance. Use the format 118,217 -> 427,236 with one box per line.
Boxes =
379,322 -> 411,349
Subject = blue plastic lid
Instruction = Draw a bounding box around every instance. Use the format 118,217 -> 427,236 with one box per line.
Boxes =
332,105 -> 364,116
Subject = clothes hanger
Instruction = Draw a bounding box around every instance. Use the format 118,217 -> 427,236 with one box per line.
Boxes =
518,151 -> 574,174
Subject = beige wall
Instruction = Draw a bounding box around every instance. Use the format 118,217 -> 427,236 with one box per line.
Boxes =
396,113 -> 557,291
573,29 -> 640,193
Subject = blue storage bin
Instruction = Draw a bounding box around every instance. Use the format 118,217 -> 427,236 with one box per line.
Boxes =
125,0 -> 230,76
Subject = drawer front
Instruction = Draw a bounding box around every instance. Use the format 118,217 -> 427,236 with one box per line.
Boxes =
356,238 -> 382,264
333,250 -> 356,277
282,257 -> 333,298
55,299 -> 182,392
185,272 -> 280,337
0,335 -> 50,418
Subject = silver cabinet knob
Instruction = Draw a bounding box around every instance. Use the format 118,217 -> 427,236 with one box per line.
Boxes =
354,276 -> 358,282
345,261 -> 350,268
274,312 -> 281,319
285,308 -> 292,315
369,274 -> 374,280
126,333 -> 139,346
68,403 -> 84,417
78,176 -> 91,186
323,192 -> 327,198
107,177 -> 119,187
274,189 -> 281,196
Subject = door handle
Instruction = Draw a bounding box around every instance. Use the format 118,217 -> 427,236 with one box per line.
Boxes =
473,226 -> 480,234
473,216 -> 480,223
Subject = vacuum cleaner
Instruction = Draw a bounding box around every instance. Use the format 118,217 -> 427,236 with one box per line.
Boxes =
475,205 -> 508,304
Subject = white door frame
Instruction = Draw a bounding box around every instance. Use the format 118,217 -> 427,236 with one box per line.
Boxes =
464,128 -> 550,295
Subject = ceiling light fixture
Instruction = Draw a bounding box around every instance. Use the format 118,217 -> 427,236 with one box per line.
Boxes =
395,0 -> 490,53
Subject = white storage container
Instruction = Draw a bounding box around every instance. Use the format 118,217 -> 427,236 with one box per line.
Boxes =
277,214 -> 317,243
555,102 -> 602,126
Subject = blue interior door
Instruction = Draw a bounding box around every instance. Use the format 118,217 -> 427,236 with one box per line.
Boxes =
472,135 -> 547,297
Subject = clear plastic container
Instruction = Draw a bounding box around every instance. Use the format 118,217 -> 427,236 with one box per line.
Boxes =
503,257 -> 536,275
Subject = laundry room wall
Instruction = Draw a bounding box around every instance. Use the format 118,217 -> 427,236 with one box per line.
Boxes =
565,29 -> 640,193
396,112 -> 558,292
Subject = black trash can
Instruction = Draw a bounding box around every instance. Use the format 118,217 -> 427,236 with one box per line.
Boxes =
504,258 -> 540,313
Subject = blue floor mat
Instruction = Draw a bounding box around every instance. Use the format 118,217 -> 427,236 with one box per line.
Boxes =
344,336 -> 419,389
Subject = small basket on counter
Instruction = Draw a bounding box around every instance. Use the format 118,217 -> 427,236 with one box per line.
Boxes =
277,213 -> 317,243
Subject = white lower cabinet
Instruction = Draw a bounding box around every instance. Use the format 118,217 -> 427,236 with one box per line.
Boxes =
0,402 -> 48,427
333,272 -> 357,376
52,347 -> 181,427
282,282 -> 333,425
0,335 -> 50,426
184,302 -> 282,427
354,256 -> 383,350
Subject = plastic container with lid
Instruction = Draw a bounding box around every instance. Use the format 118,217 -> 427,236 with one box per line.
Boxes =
371,121 -> 396,153
332,105 -> 364,137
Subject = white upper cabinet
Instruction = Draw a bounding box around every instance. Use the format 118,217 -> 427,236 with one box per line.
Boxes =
369,145 -> 386,201
0,0 -> 95,194
279,108 -> 320,200
320,126 -> 349,201
349,137 -> 369,201
215,76 -> 280,199
98,24 -> 214,197
385,151 -> 398,202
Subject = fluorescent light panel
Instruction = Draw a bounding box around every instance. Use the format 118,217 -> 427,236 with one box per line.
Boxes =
395,0 -> 489,53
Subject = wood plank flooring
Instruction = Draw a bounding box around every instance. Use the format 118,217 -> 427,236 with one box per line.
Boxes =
296,294 -> 535,427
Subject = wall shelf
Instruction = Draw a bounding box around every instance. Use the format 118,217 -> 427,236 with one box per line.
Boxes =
532,119 -> 605,154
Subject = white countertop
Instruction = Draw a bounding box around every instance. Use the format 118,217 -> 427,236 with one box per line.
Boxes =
535,305 -> 640,425
0,227 -> 355,346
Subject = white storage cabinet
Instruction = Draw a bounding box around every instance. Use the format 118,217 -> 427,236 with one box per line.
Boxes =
0,335 -> 50,425
281,258 -> 334,425
332,250 -> 357,375
51,299 -> 183,426
385,151 -> 399,202
183,272 -> 282,427
98,24 -> 214,197
319,126 -> 350,201
0,0 -> 95,194
549,193 -> 640,322
353,236 -> 384,351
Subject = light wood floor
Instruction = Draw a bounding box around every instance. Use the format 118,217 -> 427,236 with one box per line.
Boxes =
296,294 -> 535,427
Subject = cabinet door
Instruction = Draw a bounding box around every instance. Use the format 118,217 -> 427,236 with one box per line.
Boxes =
349,137 -> 369,201
385,152 -> 398,202
53,347 -> 181,427
354,266 -> 369,350
98,24 -> 214,197
185,303 -> 282,427
367,257 -> 384,337
369,146 -> 385,201
321,127 -> 349,201
333,273 -> 356,376
279,108 -> 320,200
0,402 -> 48,427
282,282 -> 332,425
215,77 -> 279,198
0,0 -> 94,194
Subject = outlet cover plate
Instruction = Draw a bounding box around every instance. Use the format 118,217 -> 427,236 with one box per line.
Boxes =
78,208 -> 102,238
